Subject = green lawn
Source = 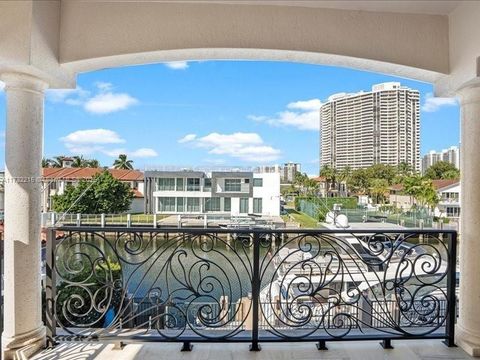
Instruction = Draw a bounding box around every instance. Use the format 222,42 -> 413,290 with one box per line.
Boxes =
282,208 -> 320,228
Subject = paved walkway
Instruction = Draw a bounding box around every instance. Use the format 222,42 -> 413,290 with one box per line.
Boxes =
33,340 -> 472,360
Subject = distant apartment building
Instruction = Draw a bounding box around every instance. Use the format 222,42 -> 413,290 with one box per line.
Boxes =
256,165 -> 281,174
282,162 -> 301,183
320,82 -> 420,171
144,170 -> 280,216
255,163 -> 300,183
422,146 -> 460,174
42,167 -> 145,213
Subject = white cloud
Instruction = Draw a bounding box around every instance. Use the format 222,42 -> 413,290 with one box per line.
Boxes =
60,129 -> 158,158
129,148 -> 158,158
101,148 -> 127,157
0,81 -> 4,92
248,98 -> 322,131
61,129 -> 125,145
65,145 -> 106,155
47,82 -> 137,114
287,99 -> 322,111
46,87 -> 90,104
178,134 -> 197,143
101,147 -> 158,158
179,132 -> 281,162
95,81 -> 113,92
164,61 -> 189,70
84,92 -> 138,114
422,93 -> 458,112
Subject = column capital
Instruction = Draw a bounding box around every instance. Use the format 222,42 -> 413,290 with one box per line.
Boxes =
456,78 -> 480,105
0,72 -> 49,94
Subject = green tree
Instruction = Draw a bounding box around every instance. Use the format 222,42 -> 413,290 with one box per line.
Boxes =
349,168 -> 370,195
417,179 -> 439,211
72,155 -> 87,168
397,162 -> 414,176
319,165 -> 337,194
370,178 -> 389,204
303,177 -> 319,196
402,174 -> 439,212
402,174 -> 424,205
52,171 -> 134,214
50,156 -> 65,168
113,154 -> 134,170
42,158 -> 51,168
87,159 -> 100,168
366,164 -> 397,185
394,162 -> 414,183
338,166 -> 352,195
424,161 -> 460,180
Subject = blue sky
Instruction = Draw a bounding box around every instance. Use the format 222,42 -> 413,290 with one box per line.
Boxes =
0,61 -> 460,175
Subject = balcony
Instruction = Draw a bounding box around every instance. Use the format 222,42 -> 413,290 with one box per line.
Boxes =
39,227 -> 458,358
2,1 -> 480,359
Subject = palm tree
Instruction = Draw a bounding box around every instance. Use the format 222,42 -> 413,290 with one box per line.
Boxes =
72,155 -> 87,168
417,178 -> 439,214
113,154 -> 133,170
369,178 -> 389,205
304,178 -> 319,196
319,165 -> 336,195
41,158 -> 51,168
403,174 -> 424,206
87,159 -> 100,168
338,166 -> 352,196
50,156 -> 64,168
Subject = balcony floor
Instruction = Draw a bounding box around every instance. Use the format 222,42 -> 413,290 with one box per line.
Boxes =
32,340 -> 473,360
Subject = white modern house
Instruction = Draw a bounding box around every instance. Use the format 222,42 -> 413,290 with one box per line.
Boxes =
144,170 -> 280,217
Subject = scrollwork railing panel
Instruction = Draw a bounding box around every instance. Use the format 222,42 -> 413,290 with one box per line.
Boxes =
53,231 -> 254,340
46,228 -> 456,347
258,231 -> 453,340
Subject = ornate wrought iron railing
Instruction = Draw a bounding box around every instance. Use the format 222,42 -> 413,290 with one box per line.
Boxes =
44,227 -> 457,351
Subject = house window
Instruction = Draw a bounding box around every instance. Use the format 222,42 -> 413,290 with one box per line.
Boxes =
187,178 -> 200,191
157,178 -> 175,191
240,198 -> 249,213
447,207 -> 460,217
204,178 -> 212,191
158,197 -> 175,212
176,178 -> 184,191
225,179 -> 241,192
205,197 -> 220,212
253,198 -> 263,213
187,197 -> 200,212
224,198 -> 231,212
253,178 -> 263,187
176,197 -> 184,212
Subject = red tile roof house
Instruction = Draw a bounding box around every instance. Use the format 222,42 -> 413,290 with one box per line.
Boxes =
41,168 -> 144,213
388,179 -> 459,212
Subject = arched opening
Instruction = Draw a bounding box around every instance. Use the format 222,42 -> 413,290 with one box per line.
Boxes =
1,59 -> 461,354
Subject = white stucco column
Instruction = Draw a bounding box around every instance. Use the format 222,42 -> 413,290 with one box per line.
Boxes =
1,73 -> 48,359
456,80 -> 480,357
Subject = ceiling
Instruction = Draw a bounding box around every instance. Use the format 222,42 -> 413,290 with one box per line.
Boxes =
82,0 -> 462,16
